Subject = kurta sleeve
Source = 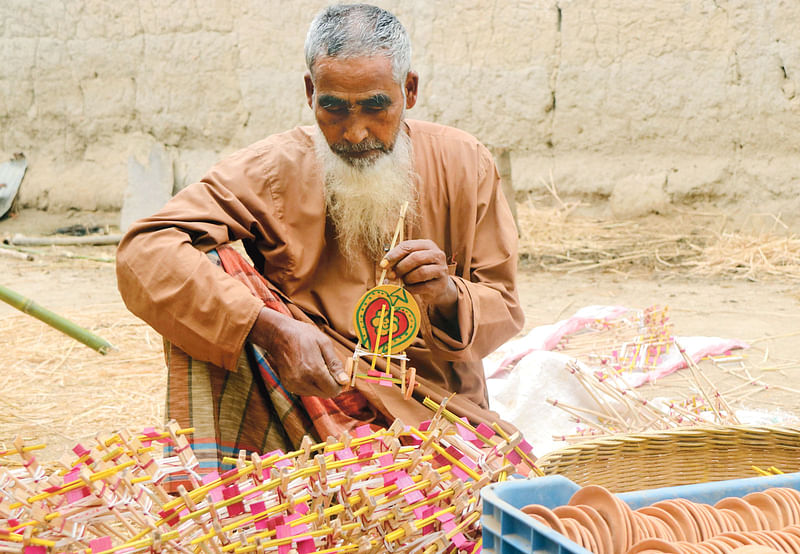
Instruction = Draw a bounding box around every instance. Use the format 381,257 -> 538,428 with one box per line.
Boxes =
419,142 -> 524,362
116,145 -> 283,371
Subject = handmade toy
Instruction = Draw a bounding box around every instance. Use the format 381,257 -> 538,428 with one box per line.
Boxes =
346,202 -> 420,399
0,396 -> 539,553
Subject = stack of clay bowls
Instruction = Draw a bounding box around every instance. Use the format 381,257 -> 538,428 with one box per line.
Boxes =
521,484 -> 800,553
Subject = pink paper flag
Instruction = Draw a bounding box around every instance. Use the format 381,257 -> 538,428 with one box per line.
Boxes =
382,471 -> 399,487
334,447 -> 356,461
276,524 -> 292,554
446,446 -> 477,470
475,422 -> 495,440
89,536 -> 113,553
297,537 -> 316,554
267,515 -> 285,530
251,501 -> 269,530
421,506 -> 435,534
451,467 -> 470,481
158,508 -> 180,527
456,418 -> 478,441
354,424 -> 372,438
505,450 -> 522,465
395,474 -> 414,489
202,471 -> 224,502
437,512 -> 455,524
378,453 -> 393,467
450,532 -> 468,548
223,485 -> 244,517
23,547 -> 47,554
357,443 -> 374,459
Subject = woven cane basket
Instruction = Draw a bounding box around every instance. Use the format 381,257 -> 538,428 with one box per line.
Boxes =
536,425 -> 800,493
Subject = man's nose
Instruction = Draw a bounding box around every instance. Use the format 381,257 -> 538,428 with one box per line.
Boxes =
342,116 -> 369,144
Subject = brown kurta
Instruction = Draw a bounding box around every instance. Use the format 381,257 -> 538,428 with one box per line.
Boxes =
116,119 -> 523,422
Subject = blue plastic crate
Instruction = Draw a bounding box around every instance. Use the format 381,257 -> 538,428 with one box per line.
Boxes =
481,472 -> 800,553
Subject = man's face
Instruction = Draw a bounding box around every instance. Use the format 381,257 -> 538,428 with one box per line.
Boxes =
305,55 -> 418,167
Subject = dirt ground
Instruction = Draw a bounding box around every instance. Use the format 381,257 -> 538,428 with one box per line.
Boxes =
1,208 -> 799,465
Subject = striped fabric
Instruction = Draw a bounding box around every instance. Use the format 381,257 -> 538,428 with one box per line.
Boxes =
163,246 -> 387,490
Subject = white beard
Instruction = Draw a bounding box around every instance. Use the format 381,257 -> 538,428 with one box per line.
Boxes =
314,127 -> 417,261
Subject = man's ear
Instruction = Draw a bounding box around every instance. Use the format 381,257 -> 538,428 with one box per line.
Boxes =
404,71 -> 419,109
304,72 -> 315,108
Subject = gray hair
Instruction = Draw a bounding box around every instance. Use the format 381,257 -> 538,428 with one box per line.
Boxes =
304,4 -> 412,83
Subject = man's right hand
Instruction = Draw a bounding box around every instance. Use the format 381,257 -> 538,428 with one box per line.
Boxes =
247,307 -> 349,398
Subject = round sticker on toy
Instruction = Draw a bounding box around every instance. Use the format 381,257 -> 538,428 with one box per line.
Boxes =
353,285 -> 420,355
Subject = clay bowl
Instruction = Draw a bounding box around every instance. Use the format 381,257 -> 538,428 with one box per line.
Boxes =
676,498 -> 713,541
576,503 -> 615,554
650,514 -> 680,543
701,537 -> 732,554
559,517 -> 584,546
780,489 -> 800,521
633,511 -> 656,540
639,505 -> 686,541
743,493 -> 782,531
748,530 -> 786,551
718,508 -> 748,533
764,529 -> 796,553
554,505 -> 604,554
762,489 -> 794,528
526,513 -> 551,528
728,546 -> 777,553
576,520 -> 601,554
716,497 -> 764,532
570,485 -> 628,554
692,541 -> 725,554
697,503 -> 725,536
521,503 -> 569,536
771,488 -> 800,527
653,499 -> 700,543
615,494 -> 640,550
775,529 -> 800,552
714,533 -> 749,551
626,538 -> 685,554
783,524 -> 800,550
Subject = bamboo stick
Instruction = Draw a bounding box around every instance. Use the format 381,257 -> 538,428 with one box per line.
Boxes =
0,284 -> 114,354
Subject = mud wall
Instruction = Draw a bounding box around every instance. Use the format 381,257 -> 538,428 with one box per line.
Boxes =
2,1 -> 799,217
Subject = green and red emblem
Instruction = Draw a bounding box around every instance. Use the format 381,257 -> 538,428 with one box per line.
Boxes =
353,285 -> 420,355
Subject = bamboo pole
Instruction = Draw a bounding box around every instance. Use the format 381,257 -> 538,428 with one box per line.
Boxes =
0,284 -> 114,354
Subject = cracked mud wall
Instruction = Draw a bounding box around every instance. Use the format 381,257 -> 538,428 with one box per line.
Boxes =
1,1 -> 799,215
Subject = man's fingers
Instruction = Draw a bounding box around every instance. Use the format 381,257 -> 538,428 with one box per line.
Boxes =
302,365 -> 341,397
320,339 -> 348,385
382,239 -> 431,268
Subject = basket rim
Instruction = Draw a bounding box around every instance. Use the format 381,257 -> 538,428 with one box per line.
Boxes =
538,424 -> 800,466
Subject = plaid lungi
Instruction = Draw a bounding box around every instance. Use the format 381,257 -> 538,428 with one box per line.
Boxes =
164,245 -> 388,489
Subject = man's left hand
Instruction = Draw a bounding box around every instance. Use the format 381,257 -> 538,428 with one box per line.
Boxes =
381,239 -> 458,322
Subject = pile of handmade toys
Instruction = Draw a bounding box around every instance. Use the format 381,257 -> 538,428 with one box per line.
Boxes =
555,305 -> 673,374
0,402 -> 537,553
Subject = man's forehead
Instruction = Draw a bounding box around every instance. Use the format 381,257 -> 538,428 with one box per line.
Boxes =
312,55 -> 399,96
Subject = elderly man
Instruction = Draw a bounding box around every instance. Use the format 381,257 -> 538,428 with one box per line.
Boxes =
116,3 -> 523,479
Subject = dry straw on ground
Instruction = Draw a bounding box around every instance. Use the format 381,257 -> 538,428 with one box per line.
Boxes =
516,194 -> 800,281
0,306 -> 165,464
